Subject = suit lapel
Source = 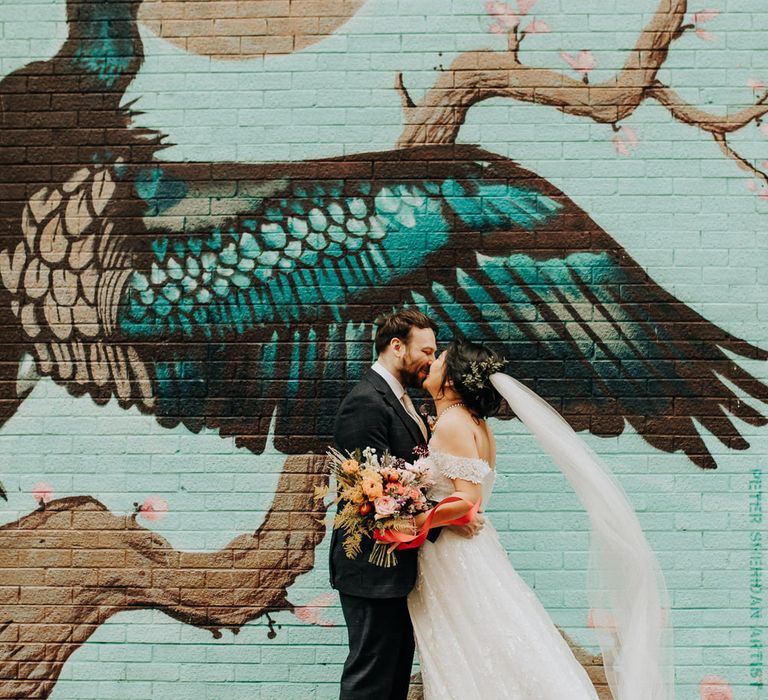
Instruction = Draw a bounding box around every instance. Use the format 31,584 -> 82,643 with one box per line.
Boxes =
364,370 -> 424,447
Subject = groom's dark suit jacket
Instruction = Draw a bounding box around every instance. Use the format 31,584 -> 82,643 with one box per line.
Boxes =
330,368 -> 430,598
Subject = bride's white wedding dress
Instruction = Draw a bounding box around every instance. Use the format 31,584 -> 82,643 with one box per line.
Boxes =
407,447 -> 600,700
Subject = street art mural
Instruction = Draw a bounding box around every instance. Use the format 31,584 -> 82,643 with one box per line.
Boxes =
0,0 -> 766,697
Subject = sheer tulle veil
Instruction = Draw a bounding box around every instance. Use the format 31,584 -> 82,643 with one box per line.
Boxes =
489,373 -> 675,700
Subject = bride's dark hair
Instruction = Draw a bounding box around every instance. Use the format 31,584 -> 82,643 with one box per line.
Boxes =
439,337 -> 505,419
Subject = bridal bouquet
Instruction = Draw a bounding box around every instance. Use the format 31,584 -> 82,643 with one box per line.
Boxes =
328,445 -> 434,567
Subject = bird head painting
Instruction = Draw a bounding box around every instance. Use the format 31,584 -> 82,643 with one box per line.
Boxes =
0,0 -> 766,696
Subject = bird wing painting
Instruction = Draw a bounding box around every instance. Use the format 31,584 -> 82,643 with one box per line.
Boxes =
0,0 -> 766,696
3,147 -> 766,466
0,0 -> 764,469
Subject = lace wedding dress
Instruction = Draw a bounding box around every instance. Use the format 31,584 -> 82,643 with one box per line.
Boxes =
407,448 -> 600,700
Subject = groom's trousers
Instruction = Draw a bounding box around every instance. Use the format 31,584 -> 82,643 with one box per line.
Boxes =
338,593 -> 415,700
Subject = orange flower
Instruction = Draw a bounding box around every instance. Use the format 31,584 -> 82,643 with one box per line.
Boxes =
386,482 -> 404,496
361,470 -> 384,500
347,485 -> 365,504
387,482 -> 407,496
340,459 -> 360,474
380,467 -> 400,483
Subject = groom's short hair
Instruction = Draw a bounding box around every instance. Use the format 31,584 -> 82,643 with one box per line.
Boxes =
374,308 -> 438,354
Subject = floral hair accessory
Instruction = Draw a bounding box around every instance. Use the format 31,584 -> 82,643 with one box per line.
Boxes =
461,356 -> 507,393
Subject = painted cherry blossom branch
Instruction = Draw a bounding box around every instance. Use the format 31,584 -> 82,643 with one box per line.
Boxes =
0,455 -> 329,699
395,0 -> 768,187
649,81 -> 768,185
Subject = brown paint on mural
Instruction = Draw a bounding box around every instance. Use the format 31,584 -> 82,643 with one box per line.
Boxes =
139,0 -> 367,58
2,147 -> 765,470
1,0 -> 768,695
393,0 -> 768,185
0,455 -> 329,699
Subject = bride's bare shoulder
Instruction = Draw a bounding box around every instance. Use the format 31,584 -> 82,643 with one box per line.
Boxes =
433,410 -> 482,457
434,410 -> 497,467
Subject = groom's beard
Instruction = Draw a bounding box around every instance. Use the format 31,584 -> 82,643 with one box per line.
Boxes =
400,366 -> 427,389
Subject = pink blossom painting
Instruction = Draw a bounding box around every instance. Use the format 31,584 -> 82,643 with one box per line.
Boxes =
699,674 -> 733,700
137,496 -> 169,522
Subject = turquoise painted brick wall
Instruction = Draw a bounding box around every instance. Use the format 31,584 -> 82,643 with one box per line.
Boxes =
0,0 -> 766,698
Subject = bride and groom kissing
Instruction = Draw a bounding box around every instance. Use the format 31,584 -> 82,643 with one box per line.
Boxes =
329,308 -> 675,700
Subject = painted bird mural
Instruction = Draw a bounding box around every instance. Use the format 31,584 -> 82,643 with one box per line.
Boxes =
0,0 -> 766,496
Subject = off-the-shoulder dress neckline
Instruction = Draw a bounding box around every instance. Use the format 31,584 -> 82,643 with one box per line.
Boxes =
427,446 -> 496,471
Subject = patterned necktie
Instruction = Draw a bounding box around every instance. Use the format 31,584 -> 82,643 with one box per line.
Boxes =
401,392 -> 428,443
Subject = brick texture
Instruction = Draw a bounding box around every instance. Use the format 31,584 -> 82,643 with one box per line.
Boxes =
0,1 -> 766,699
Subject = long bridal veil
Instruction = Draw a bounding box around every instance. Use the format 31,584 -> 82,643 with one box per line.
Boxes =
489,373 -> 675,700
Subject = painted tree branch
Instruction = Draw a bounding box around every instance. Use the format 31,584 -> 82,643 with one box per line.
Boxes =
0,454 -> 329,699
647,81 -> 768,133
395,0 -> 768,184
712,132 -> 767,182
649,82 -> 768,185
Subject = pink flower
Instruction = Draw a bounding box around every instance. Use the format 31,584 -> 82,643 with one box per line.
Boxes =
747,179 -> 768,200
294,593 -> 335,627
612,125 -> 640,156
31,481 -> 53,505
485,1 -> 520,32
747,78 -> 766,91
699,675 -> 733,700
622,125 -> 639,147
612,136 -> 629,156
374,495 -> 399,520
138,496 -> 168,522
516,0 -> 537,15
695,28 -> 717,42
693,8 -> 720,24
523,19 -> 551,34
560,50 -> 596,78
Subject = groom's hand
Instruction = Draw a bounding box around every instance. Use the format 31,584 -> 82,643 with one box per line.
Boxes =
450,513 -> 485,538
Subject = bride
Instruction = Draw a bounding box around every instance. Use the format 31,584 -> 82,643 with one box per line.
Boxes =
407,338 -> 675,700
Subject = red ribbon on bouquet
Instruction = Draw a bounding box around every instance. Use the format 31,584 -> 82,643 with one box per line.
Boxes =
373,496 -> 482,551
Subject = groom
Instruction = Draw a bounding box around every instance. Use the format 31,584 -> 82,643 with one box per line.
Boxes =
330,308 -> 482,699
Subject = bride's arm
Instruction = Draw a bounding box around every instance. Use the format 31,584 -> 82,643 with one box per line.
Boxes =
413,478 -> 482,528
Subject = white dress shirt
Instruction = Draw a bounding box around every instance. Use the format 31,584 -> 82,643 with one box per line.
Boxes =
372,361 -> 406,402
371,362 -> 428,441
